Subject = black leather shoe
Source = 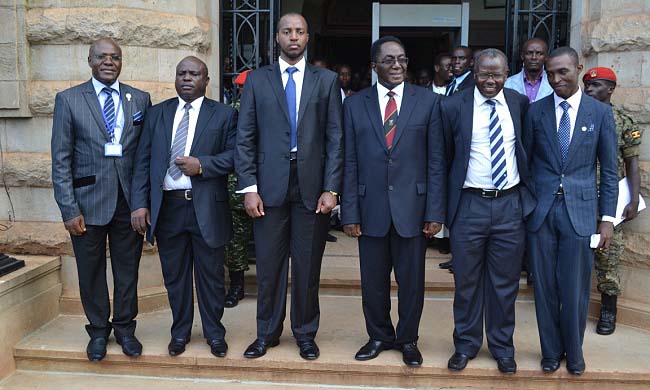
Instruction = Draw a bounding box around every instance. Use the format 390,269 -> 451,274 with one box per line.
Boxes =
354,340 -> 392,361
400,342 -> 423,367
567,361 -> 586,376
243,338 -> 279,359
496,357 -> 517,374
541,357 -> 561,372
86,337 -> 108,362
224,285 -> 245,308
439,259 -> 453,269
326,233 -> 338,242
115,335 -> 142,357
297,340 -> 320,360
168,337 -> 190,356
448,352 -> 473,371
208,339 -> 228,357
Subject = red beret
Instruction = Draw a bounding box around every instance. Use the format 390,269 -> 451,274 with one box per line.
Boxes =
583,67 -> 617,83
234,69 -> 252,86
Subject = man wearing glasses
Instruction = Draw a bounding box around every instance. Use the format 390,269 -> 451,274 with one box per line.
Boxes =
341,36 -> 446,367
51,38 -> 151,361
441,49 -> 534,374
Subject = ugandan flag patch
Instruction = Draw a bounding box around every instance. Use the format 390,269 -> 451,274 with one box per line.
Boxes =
631,130 -> 641,139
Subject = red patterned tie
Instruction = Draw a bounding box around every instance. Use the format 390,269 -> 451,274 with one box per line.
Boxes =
384,91 -> 397,148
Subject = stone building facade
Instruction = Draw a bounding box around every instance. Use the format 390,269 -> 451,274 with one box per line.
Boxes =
1,0 -> 649,326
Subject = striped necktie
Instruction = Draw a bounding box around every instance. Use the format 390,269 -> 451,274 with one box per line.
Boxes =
167,103 -> 192,180
286,66 -> 298,150
485,99 -> 508,190
446,79 -> 457,96
102,87 -> 116,141
558,100 -> 571,165
384,91 -> 398,149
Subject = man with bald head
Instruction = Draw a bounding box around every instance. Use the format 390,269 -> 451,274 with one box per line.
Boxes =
52,38 -> 151,362
505,38 -> 553,103
131,56 -> 237,358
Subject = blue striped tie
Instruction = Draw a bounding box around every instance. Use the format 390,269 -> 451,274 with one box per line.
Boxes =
102,87 -> 116,141
167,103 -> 191,180
558,100 -> 571,165
485,99 -> 508,190
286,66 -> 298,150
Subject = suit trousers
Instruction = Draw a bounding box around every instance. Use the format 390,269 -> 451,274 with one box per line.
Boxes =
528,195 -> 593,365
253,160 -> 330,343
358,225 -> 426,346
155,195 -> 226,341
70,185 -> 143,339
450,189 -> 524,358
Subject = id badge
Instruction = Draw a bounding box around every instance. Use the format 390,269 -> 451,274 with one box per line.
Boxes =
104,142 -> 123,157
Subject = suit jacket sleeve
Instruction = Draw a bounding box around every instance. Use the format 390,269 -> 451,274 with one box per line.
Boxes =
440,99 -> 455,172
598,106 -> 619,217
198,108 -> 238,178
426,94 -> 446,223
322,74 -> 344,193
340,98 -> 360,225
235,75 -> 258,190
51,92 -> 81,222
130,105 -> 155,211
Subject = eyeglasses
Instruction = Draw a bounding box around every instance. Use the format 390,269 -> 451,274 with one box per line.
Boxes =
91,54 -> 122,62
377,57 -> 409,66
476,72 -> 506,80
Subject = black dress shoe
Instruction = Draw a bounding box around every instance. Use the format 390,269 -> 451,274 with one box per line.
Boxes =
297,340 -> 320,360
208,339 -> 228,357
439,259 -> 453,269
168,337 -> 190,356
224,285 -> 245,308
354,340 -> 392,361
243,338 -> 279,359
496,357 -> 517,374
541,357 -> 561,372
115,335 -> 142,357
448,352 -> 473,371
86,337 -> 108,362
326,233 -> 338,242
400,342 -> 423,367
567,361 -> 586,376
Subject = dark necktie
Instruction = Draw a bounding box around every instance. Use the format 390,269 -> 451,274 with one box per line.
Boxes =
285,66 -> 298,150
485,99 -> 508,190
384,91 -> 398,149
167,103 -> 191,180
558,100 -> 571,165
102,87 -> 116,140
446,79 -> 457,96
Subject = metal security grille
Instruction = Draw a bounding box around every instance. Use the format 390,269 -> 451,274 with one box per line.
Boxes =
505,0 -> 571,72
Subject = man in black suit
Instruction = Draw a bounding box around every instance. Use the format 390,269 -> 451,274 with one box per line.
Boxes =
131,56 -> 237,358
235,13 -> 343,360
51,38 -> 151,361
445,46 -> 475,97
341,36 -> 445,367
441,49 -> 534,374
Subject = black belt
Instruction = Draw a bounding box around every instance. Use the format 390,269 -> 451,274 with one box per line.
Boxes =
555,187 -> 564,196
464,185 -> 519,198
164,189 -> 193,200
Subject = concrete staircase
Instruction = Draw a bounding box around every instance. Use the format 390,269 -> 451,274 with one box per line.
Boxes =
3,232 -> 650,389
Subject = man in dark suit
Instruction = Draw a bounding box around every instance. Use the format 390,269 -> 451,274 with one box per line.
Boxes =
441,49 -> 534,374
341,36 -> 445,367
131,56 -> 237,358
445,46 -> 475,97
51,38 -> 150,362
235,13 -> 343,360
525,47 -> 618,375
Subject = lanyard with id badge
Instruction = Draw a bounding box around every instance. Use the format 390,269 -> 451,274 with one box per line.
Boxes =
102,89 -> 123,157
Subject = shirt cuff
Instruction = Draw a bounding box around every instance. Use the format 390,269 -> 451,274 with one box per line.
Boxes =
601,216 -> 616,223
236,184 -> 257,194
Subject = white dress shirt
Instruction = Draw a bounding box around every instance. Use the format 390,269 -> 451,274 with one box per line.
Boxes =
92,77 -> 124,144
376,81 -> 404,121
163,96 -> 204,190
553,88 -> 582,142
432,83 -> 447,95
464,87 -> 520,190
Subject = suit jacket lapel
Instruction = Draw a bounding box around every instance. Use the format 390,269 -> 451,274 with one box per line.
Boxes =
541,97 -> 562,167
118,84 -> 133,145
460,91 -> 474,165
81,80 -> 110,142
564,97 -> 592,168
267,63 -> 291,125
297,64 -> 320,130
190,98 -> 216,154
364,86 -> 389,153
391,83 -> 416,150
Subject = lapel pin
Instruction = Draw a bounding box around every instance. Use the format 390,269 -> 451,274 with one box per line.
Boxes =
126,93 -> 132,102
581,126 -> 587,132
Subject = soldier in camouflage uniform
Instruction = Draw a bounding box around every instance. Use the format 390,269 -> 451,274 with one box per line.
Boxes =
224,70 -> 254,308
584,67 -> 643,335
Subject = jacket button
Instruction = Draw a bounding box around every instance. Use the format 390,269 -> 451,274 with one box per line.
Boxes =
388,185 -> 394,191
388,158 -> 393,165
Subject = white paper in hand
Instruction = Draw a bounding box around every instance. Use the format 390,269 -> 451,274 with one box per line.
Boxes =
612,178 -> 646,226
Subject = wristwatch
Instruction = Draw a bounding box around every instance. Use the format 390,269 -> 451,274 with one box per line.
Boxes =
328,191 -> 338,196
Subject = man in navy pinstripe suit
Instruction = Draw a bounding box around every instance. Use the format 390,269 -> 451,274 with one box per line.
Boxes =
51,38 -> 151,362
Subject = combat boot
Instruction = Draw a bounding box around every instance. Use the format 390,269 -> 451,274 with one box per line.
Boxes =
225,270 -> 245,308
597,293 -> 617,335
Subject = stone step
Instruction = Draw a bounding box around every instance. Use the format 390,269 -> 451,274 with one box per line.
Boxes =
14,295 -> 650,389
